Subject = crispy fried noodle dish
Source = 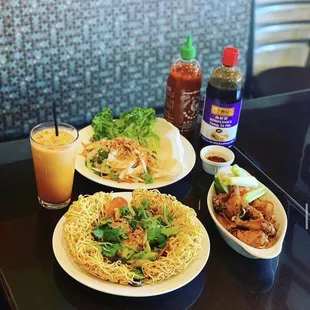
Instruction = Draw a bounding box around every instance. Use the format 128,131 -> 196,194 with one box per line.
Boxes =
63,189 -> 202,286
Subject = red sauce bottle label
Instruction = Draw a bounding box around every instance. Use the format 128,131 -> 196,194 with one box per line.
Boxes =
164,64 -> 202,137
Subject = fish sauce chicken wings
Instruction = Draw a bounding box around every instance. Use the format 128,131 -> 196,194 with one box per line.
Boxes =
212,165 -> 279,249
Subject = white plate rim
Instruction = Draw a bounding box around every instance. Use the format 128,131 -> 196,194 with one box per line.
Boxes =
75,125 -> 196,190
52,192 -> 210,297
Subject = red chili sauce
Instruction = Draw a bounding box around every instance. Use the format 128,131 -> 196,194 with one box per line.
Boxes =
164,63 -> 202,138
206,155 -> 226,163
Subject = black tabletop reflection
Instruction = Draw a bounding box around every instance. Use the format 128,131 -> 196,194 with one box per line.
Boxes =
236,90 -> 310,209
53,263 -> 205,310
1,140 -> 310,310
1,113 -> 310,309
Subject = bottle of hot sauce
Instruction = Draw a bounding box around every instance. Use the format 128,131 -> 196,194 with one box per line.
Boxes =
164,36 -> 202,138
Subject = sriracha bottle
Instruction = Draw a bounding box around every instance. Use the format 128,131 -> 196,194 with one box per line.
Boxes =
164,35 -> 202,138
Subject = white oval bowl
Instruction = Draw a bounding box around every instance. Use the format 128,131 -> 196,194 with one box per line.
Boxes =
207,166 -> 287,259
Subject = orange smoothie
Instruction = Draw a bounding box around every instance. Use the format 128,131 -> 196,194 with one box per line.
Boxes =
31,127 -> 78,205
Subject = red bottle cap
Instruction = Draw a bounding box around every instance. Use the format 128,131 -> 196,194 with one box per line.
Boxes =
222,47 -> 239,67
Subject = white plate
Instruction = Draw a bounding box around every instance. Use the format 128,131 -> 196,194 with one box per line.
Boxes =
75,125 -> 196,190
52,192 -> 210,297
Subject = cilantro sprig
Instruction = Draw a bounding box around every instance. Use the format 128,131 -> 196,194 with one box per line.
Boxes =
91,198 -> 179,262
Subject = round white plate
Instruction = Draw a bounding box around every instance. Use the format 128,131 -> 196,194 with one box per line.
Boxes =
75,125 -> 196,190
52,192 -> 210,297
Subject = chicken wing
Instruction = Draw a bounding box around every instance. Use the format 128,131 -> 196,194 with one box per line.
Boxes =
251,199 -> 274,222
212,193 -> 229,213
233,230 -> 269,248
225,185 -> 244,219
244,205 -> 264,220
233,217 -> 277,237
215,214 -> 232,230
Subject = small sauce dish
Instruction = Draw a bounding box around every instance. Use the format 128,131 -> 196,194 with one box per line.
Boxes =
200,145 -> 235,175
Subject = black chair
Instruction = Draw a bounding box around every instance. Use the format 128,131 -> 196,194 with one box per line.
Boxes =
245,0 -> 310,98
250,65 -> 310,97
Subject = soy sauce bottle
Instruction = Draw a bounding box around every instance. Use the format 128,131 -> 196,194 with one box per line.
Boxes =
200,47 -> 242,147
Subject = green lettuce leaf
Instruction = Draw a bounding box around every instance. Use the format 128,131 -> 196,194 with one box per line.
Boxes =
91,108 -> 160,152
92,109 -> 117,141
139,133 -> 160,154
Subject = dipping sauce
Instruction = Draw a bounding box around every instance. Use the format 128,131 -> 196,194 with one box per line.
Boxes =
206,155 -> 226,163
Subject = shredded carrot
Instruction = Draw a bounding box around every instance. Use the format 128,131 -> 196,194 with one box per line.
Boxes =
157,242 -> 169,259
240,187 -> 250,197
146,156 -> 155,168
121,178 -> 133,183
79,149 -> 88,157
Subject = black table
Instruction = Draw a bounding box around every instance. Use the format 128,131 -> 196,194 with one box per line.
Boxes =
1,101 -> 310,310
237,90 -> 310,209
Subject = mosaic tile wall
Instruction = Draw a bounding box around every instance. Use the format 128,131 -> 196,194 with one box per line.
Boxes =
0,0 -> 251,141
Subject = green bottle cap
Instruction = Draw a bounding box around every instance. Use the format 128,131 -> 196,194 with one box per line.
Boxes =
180,35 -> 196,60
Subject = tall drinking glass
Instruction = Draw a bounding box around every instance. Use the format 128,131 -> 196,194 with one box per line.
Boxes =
30,122 -> 79,210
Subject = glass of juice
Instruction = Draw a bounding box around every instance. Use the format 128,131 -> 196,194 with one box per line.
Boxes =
30,122 -> 79,210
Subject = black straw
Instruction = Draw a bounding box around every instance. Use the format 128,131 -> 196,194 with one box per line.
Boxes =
52,102 -> 59,136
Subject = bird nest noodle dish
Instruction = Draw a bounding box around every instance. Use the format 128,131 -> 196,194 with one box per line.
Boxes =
63,189 -> 203,286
